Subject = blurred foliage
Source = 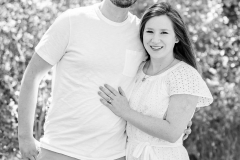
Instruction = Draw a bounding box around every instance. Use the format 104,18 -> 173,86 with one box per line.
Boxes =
0,0 -> 239,160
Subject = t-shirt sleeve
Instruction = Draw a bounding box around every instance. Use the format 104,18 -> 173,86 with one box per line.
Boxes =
168,64 -> 213,108
35,10 -> 71,65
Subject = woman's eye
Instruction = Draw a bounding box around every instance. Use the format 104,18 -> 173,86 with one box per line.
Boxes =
146,31 -> 153,33
161,32 -> 168,34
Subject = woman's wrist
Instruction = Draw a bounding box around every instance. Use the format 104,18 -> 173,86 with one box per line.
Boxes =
121,106 -> 135,121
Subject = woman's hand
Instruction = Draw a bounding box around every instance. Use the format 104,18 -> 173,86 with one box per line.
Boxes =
98,84 -> 132,118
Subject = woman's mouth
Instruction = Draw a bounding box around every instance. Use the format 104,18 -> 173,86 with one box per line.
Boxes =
150,46 -> 163,51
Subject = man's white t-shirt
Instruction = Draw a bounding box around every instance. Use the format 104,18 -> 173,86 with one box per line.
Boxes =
35,2 -> 146,160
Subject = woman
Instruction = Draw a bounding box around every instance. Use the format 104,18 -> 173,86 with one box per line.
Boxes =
98,2 -> 213,160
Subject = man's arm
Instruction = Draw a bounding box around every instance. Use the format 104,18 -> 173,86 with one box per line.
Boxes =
18,53 -> 52,160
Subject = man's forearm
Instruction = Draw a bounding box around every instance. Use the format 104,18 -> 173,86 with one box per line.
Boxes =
18,78 -> 40,138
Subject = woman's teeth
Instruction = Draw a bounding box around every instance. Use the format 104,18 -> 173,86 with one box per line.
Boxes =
151,46 -> 163,50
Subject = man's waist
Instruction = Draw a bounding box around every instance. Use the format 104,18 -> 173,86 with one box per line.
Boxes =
40,140 -> 126,160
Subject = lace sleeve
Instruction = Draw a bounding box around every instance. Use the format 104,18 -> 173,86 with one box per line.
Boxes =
168,63 -> 213,107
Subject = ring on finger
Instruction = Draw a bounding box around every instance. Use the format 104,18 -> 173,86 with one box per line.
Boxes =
108,99 -> 112,104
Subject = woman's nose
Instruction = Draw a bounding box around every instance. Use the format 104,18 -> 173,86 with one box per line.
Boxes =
151,34 -> 161,43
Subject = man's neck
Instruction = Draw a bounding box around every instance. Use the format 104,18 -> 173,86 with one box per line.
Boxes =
100,0 -> 129,23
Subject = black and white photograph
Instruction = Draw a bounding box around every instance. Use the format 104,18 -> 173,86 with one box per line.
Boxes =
0,0 -> 239,160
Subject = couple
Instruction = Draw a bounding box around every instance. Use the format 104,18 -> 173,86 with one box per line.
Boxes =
18,0 -> 213,160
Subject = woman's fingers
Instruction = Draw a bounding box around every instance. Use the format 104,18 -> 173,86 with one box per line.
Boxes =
100,98 -> 113,108
99,86 -> 116,100
104,84 -> 119,96
98,91 -> 111,102
118,87 -> 126,97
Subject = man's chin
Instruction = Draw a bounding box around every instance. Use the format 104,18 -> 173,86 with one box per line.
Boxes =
110,0 -> 137,8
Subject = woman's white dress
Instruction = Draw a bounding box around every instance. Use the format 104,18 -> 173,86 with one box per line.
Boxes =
126,61 -> 213,160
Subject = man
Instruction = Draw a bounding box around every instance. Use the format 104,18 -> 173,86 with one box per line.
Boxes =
18,0 -> 191,160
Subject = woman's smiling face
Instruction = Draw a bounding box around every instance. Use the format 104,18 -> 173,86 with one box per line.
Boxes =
143,15 -> 178,60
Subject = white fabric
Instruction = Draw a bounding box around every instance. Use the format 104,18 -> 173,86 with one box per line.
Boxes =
126,61 -> 213,160
129,139 -> 182,160
35,2 -> 146,160
132,142 -> 158,160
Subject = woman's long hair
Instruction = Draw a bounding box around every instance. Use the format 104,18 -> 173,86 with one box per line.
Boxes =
140,2 -> 198,70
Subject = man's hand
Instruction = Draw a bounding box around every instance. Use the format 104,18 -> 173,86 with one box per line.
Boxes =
183,108 -> 200,140
18,135 -> 40,160
183,121 -> 192,141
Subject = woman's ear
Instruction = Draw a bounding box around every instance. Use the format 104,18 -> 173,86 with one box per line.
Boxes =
175,37 -> 179,43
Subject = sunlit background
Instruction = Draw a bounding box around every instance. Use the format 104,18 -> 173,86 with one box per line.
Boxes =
0,0 -> 240,159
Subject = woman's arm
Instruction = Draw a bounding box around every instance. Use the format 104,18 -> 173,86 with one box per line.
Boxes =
98,84 -> 198,143
123,94 -> 197,142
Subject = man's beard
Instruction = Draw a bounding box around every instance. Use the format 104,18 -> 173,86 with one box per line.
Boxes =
110,0 -> 137,8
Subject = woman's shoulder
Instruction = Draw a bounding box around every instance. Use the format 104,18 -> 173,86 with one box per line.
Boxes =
169,61 -> 200,78
165,61 -> 203,88
167,61 -> 213,107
